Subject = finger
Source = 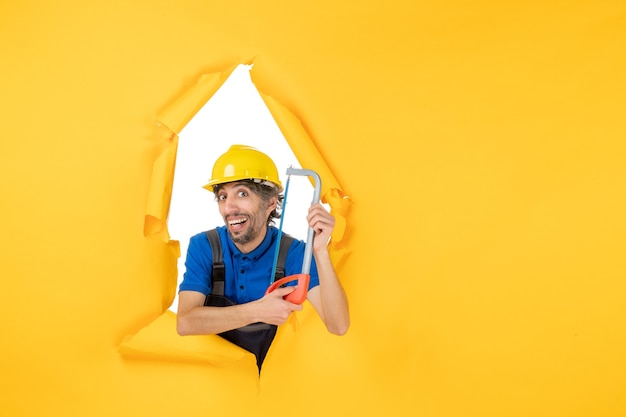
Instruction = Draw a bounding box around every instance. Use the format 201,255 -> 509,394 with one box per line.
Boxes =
308,210 -> 334,226
272,286 -> 296,296
310,218 -> 334,235
307,203 -> 330,218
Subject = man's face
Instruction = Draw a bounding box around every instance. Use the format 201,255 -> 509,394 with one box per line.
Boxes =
216,182 -> 276,252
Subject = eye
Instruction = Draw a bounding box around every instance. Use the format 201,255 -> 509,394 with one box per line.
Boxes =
237,190 -> 248,198
217,194 -> 227,201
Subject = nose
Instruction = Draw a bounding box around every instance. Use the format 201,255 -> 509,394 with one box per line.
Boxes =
222,193 -> 239,214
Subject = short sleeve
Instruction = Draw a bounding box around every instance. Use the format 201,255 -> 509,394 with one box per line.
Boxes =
178,232 -> 213,295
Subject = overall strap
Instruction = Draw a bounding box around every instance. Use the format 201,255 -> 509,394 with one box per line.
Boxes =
205,229 -> 225,296
274,234 -> 294,280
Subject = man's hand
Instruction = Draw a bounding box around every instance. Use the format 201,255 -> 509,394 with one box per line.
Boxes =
307,203 -> 335,252
252,286 -> 302,326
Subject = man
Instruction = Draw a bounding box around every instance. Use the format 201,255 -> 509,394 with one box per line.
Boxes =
176,145 -> 350,370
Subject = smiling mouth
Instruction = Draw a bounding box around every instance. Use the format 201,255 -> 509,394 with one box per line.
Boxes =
228,217 -> 248,228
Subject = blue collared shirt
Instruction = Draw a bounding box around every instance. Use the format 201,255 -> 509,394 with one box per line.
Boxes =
179,226 -> 320,303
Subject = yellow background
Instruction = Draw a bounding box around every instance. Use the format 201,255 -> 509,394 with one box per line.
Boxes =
1,1 -> 625,416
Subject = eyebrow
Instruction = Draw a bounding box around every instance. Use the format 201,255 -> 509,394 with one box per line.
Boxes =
231,183 -> 251,190
219,183 -> 251,193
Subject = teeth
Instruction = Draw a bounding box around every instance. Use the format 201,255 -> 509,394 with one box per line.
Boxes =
229,218 -> 246,225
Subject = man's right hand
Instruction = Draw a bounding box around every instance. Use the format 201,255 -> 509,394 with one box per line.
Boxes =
252,286 -> 303,325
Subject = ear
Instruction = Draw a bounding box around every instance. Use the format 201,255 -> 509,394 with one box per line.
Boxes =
267,195 -> 278,211
264,195 -> 278,218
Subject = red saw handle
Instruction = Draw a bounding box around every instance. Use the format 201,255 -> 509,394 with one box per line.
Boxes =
265,273 -> 310,305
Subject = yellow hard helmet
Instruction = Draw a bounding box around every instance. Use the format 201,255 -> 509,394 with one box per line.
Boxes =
203,144 -> 283,192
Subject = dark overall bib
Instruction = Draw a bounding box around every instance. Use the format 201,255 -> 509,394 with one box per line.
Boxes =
203,229 -> 294,372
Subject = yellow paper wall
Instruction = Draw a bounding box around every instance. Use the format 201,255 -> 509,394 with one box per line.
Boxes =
1,1 -> 625,416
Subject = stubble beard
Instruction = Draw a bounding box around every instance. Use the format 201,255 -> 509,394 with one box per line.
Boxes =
228,208 -> 267,245
230,220 -> 255,245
